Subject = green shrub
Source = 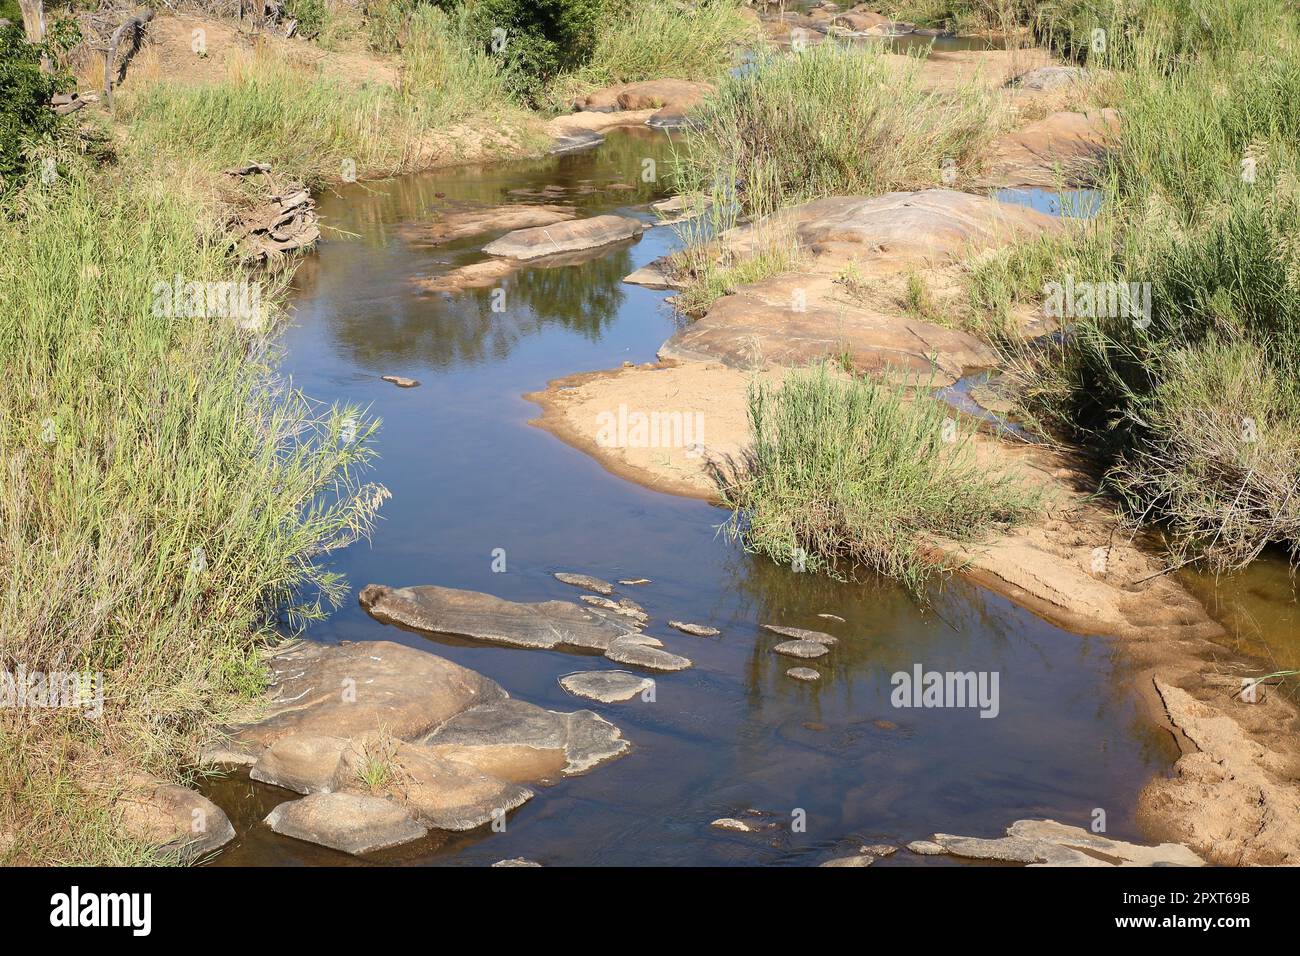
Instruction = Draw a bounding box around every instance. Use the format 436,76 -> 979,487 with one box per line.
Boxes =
0,22 -> 61,191
285,0 -> 331,38
722,364 -> 1041,590
459,0 -> 607,104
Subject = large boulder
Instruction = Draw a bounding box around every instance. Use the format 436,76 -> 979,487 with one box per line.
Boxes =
213,639 -> 507,759
264,792 -> 427,855
116,779 -> 236,860
482,215 -> 646,261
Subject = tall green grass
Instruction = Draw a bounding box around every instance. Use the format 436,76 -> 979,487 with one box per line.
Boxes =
968,11 -> 1300,569
0,171 -> 386,863
673,42 -> 1000,217
722,364 -> 1041,591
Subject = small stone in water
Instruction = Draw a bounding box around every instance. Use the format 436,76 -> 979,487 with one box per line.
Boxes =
711,817 -> 755,832
618,578 -> 652,585
669,621 -> 719,637
555,571 -> 615,595
873,719 -> 899,731
819,855 -> 874,867
763,624 -> 838,645
787,667 -> 821,682
492,858 -> 541,867
560,670 -> 655,703
908,840 -> 947,855
817,613 -> 846,623
862,844 -> 897,857
580,594 -> 648,623
381,375 -> 420,388
773,640 -> 829,659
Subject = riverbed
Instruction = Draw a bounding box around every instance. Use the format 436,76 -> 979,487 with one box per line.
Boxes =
206,128 -> 1182,866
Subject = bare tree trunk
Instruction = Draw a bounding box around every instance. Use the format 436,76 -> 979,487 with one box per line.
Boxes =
17,0 -> 45,43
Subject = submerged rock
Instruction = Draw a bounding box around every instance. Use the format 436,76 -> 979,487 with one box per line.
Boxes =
819,854 -> 874,866
397,204 -> 576,247
482,215 -> 645,261
381,375 -> 419,388
786,667 -> 821,682
560,670 -> 655,703
554,571 -> 616,595
773,640 -> 830,660
493,857 -> 542,867
669,621 -> 719,637
265,792 -> 427,855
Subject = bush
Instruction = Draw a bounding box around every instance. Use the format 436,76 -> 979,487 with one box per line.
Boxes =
0,22 -> 61,191
722,364 -> 1041,590
459,0 -> 607,104
284,0 -> 330,38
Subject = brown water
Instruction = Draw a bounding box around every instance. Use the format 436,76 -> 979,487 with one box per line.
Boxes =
1181,556 -> 1300,673
206,129 -> 1181,867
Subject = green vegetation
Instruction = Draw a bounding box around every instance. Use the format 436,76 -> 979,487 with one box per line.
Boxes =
673,43 -> 999,217
0,21 -> 63,191
965,2 -> 1300,569
722,365 -> 1041,591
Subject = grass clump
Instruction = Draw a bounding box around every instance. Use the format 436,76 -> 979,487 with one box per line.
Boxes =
0,169 -> 386,863
673,42 -> 999,217
722,364 -> 1041,591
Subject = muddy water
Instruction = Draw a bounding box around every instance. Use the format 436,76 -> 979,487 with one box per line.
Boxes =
207,129 -> 1178,866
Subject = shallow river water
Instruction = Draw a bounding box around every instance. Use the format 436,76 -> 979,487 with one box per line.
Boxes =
207,129 -> 1182,866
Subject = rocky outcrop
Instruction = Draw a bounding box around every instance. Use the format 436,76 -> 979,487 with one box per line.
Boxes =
482,215 -> 646,260
977,109 -> 1121,188
924,819 -> 1204,867
201,639 -> 633,856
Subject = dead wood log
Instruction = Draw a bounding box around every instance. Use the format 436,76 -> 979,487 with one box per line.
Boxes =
103,8 -> 155,109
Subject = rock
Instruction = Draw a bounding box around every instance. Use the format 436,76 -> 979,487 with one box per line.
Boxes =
574,78 -> 711,114
650,195 -> 707,225
218,639 -> 506,755
978,109 -> 1121,188
819,854 -> 874,866
581,594 -> 649,624
773,640 -> 829,660
862,843 -> 897,856
381,375 -> 419,388
411,258 -> 517,293
548,129 -> 605,154
604,636 -> 693,671
553,571 -> 616,595
763,624 -> 838,646
930,819 -> 1205,867
786,667 -> 821,682
422,698 -> 630,777
711,817 -> 756,832
618,577 -> 652,585
560,670 -> 656,703
493,857 -> 542,866
359,584 -> 637,653
623,261 -> 683,290
817,613 -> 846,622
668,621 -> 719,637
117,781 -> 236,860
908,839 -> 946,855
348,741 -> 533,830
250,734 -> 350,794
397,204 -> 576,247
1010,65 -> 1089,92
482,215 -> 645,261
264,792 -> 427,855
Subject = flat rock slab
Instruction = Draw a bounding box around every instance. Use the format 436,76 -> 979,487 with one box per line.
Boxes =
930,819 -> 1205,867
604,636 -> 692,671
581,594 -> 648,623
560,670 -> 656,703
773,640 -> 830,660
763,624 -> 838,645
493,857 -> 542,866
265,792 -> 427,855
483,215 -> 645,261
978,109 -> 1121,188
623,261 -> 682,290
819,854 -> 874,866
398,204 -> 576,247
787,667 -> 821,682
216,639 -> 507,757
359,583 -> 637,653
554,571 -> 615,595
250,734 -> 350,794
422,698 -> 629,777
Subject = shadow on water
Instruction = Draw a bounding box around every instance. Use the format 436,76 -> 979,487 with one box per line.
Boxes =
208,129 -> 1180,866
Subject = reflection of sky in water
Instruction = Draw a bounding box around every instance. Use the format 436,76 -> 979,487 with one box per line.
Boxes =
209,131 -> 1177,867
994,187 -> 1105,219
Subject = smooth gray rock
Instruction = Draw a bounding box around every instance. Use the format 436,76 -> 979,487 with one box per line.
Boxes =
483,215 -> 645,261
250,734 -> 350,794
773,640 -> 829,659
265,793 -> 427,855
786,667 -> 821,682
604,636 -> 692,671
560,670 -> 655,703
763,624 -> 838,645
669,621 -> 719,637
492,857 -> 542,867
819,854 -> 874,866
553,571 -> 616,595
908,839 -> 946,855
